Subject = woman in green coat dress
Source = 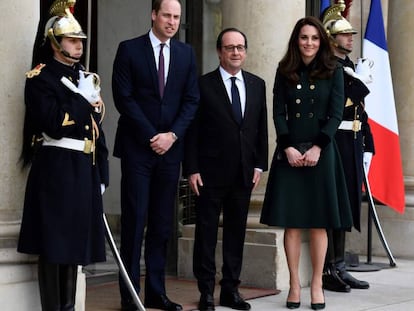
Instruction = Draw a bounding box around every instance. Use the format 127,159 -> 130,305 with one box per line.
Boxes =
260,17 -> 352,310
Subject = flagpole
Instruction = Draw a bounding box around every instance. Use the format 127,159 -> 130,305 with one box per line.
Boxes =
360,0 -> 363,56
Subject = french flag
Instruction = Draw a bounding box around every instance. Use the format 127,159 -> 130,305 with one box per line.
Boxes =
363,0 -> 405,213
320,0 -> 330,13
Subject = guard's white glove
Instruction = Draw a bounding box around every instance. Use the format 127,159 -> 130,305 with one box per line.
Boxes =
100,183 -> 106,195
363,152 -> 373,174
61,70 -> 101,104
355,58 -> 374,84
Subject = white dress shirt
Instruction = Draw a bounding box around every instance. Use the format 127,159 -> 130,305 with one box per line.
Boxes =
219,66 -> 246,116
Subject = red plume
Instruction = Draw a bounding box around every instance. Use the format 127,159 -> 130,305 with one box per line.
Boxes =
339,0 -> 353,18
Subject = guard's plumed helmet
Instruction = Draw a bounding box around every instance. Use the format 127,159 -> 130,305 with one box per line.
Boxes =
43,0 -> 86,60
326,18 -> 357,35
322,0 -> 357,36
321,0 -> 356,53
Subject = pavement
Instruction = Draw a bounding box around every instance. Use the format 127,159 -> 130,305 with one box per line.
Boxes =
85,255 -> 414,311
224,257 -> 414,311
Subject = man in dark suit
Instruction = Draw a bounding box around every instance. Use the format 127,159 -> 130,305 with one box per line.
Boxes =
183,28 -> 268,311
112,1 -> 199,310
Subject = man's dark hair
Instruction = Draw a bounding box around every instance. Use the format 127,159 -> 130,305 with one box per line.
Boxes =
152,0 -> 181,13
216,28 -> 248,50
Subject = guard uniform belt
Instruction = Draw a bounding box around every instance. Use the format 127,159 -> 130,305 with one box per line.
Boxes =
42,133 -> 94,154
338,120 -> 361,132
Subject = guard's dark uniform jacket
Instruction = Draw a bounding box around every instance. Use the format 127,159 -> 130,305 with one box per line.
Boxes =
335,56 -> 375,231
17,59 -> 109,265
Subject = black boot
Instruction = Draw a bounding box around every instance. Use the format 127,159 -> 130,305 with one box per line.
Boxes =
38,257 -> 61,311
60,264 -> 78,311
322,263 -> 351,292
323,231 -> 350,293
336,261 -> 370,289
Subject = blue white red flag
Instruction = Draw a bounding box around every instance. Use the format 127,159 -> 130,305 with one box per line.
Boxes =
363,0 -> 405,213
320,0 -> 331,14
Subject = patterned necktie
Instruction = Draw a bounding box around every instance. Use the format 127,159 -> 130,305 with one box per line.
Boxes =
158,43 -> 165,97
230,77 -> 242,124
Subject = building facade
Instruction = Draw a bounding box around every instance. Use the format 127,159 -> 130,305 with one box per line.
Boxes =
1,0 -> 413,309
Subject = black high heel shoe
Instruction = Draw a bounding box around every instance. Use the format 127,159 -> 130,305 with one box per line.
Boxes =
311,288 -> 325,310
311,302 -> 325,310
286,301 -> 300,309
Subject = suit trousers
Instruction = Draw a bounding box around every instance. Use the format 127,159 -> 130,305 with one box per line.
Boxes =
193,177 -> 252,295
118,155 -> 180,302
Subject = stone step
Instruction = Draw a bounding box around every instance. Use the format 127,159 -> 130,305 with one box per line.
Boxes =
178,225 -> 311,290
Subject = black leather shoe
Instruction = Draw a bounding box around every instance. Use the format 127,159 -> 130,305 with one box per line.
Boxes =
339,271 -> 370,289
219,291 -> 251,310
199,293 -> 215,311
286,301 -> 300,309
121,299 -> 137,311
323,272 -> 351,293
145,294 -> 183,311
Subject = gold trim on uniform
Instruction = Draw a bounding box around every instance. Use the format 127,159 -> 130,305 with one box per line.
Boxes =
345,98 -> 353,107
62,112 -> 75,126
25,63 -> 46,78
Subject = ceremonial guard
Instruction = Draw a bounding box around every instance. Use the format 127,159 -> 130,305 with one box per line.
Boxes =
321,1 -> 375,292
17,1 -> 109,310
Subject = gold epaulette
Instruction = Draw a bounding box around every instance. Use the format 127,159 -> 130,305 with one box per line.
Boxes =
25,63 -> 46,78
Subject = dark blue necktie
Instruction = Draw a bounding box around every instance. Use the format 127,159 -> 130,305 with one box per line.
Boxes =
230,77 -> 242,124
158,43 -> 165,97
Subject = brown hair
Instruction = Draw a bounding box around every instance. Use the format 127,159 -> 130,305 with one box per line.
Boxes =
279,16 -> 336,84
152,0 -> 181,13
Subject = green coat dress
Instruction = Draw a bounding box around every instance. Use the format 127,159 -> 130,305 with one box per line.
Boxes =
260,64 -> 353,229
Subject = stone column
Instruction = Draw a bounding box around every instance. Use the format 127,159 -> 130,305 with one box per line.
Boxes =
220,0 -> 304,224
0,1 -> 87,309
0,1 -> 42,309
388,0 -> 414,207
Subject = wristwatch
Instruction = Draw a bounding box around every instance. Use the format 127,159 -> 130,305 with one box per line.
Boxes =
171,132 -> 178,141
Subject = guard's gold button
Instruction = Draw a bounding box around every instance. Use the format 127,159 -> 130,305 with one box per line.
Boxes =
85,125 -> 90,130
297,84 -> 302,89
308,112 -> 314,118
296,99 -> 301,104
296,113 -> 301,118
310,84 -> 315,90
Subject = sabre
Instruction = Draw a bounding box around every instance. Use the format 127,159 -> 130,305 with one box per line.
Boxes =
362,165 -> 397,267
103,214 -> 146,311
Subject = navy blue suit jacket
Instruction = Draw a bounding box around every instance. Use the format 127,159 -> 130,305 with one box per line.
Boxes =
112,33 -> 199,163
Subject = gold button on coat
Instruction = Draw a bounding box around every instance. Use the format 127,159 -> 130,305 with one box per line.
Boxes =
296,112 -> 301,118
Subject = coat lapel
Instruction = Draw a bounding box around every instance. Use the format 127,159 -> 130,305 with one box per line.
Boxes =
212,69 -> 235,118
144,34 -> 162,97
242,71 -> 253,121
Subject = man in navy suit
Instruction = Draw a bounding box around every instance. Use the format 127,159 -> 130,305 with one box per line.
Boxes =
112,0 -> 199,310
183,28 -> 268,311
